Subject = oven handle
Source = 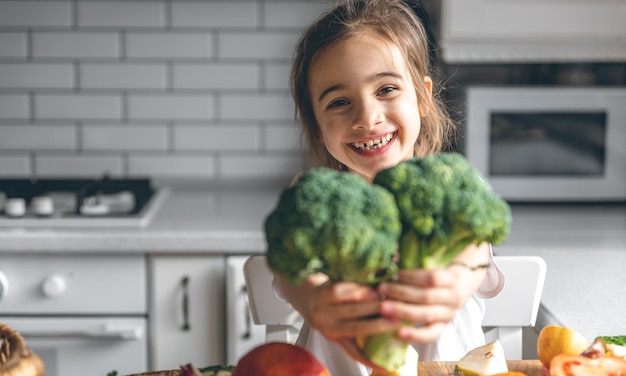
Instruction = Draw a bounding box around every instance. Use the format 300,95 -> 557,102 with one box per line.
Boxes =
18,324 -> 143,340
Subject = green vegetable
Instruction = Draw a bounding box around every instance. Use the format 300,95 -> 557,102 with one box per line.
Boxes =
595,336 -> 626,347
373,152 -> 512,269
265,167 -> 401,285
199,364 -> 235,375
263,153 -> 512,372
362,153 -> 511,370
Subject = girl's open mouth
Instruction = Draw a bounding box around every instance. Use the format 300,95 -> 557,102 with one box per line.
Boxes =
350,132 -> 395,151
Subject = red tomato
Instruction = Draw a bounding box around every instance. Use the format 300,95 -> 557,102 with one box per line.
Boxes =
550,354 -> 626,376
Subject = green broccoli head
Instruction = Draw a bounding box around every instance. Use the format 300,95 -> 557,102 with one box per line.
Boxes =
373,152 -> 512,269
264,168 -> 401,285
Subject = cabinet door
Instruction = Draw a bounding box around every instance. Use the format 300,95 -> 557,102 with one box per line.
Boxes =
441,0 -> 626,62
149,256 -> 224,370
225,256 -> 265,365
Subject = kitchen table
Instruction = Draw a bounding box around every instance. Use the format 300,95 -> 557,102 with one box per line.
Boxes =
128,360 -> 545,375
419,360 -> 544,375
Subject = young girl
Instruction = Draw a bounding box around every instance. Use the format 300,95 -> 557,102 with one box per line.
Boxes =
273,0 -> 505,374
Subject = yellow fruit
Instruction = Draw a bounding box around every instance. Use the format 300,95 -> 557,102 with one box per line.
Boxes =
537,325 -> 590,369
456,340 -> 509,376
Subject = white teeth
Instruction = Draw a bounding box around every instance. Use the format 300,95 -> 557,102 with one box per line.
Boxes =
351,133 -> 393,150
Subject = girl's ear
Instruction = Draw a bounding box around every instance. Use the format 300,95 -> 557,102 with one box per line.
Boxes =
419,76 -> 433,117
424,76 -> 433,97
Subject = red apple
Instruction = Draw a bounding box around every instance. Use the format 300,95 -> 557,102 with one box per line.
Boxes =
232,342 -> 331,376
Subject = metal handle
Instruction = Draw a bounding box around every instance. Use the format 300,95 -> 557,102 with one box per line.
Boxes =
241,285 -> 251,339
19,325 -> 142,340
0,270 -> 8,300
181,275 -> 190,331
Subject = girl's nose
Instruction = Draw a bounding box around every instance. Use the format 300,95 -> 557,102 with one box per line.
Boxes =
352,101 -> 383,130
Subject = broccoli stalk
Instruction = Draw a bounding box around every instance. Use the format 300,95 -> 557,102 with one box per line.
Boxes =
360,152 -> 512,371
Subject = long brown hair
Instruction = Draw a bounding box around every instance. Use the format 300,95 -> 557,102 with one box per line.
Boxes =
291,0 -> 456,169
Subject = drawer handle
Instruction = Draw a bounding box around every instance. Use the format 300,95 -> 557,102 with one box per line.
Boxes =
181,275 -> 190,331
242,285 -> 251,340
19,325 -> 143,340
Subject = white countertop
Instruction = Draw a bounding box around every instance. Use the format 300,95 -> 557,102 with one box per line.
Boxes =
1,185 -> 624,341
494,203 -> 626,342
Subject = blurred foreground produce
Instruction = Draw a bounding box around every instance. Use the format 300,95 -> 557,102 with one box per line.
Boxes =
536,325 -> 626,375
584,336 -> 626,359
454,340 -> 509,376
549,354 -> 626,375
232,342 -> 330,376
537,326 -> 590,369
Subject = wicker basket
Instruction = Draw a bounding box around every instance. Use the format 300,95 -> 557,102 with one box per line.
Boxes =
0,323 -> 45,376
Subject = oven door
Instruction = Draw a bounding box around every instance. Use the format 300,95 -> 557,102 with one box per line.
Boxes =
2,317 -> 148,376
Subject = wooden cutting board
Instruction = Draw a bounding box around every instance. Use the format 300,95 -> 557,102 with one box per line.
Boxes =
418,360 -> 544,375
131,360 -> 545,376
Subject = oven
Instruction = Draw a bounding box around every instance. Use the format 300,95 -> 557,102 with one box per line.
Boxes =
465,87 -> 626,202
0,177 -> 166,375
0,254 -> 148,376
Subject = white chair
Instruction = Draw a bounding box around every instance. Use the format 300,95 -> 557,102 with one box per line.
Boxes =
243,254 -> 546,360
482,255 -> 547,360
243,255 -> 303,343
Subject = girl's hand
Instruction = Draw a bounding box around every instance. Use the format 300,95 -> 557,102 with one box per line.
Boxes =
304,280 -> 402,372
376,266 -> 474,343
305,279 -> 399,340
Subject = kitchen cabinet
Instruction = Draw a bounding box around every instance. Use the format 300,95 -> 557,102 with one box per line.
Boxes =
225,256 -> 266,365
441,0 -> 626,63
148,255 -> 225,371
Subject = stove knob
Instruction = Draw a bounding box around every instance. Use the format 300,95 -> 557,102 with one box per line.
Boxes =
42,274 -> 67,298
32,195 -> 55,216
4,198 -> 26,217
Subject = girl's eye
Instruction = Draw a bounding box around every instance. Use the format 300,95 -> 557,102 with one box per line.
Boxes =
379,86 -> 397,95
327,98 -> 349,109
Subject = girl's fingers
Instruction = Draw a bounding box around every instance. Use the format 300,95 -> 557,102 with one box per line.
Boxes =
310,300 -> 381,325
378,282 -> 461,307
315,313 -> 401,340
396,321 -> 449,344
396,268 -> 457,287
379,299 -> 456,326
319,281 -> 379,304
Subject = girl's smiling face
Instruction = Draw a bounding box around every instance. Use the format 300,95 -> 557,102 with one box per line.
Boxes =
308,32 -> 432,182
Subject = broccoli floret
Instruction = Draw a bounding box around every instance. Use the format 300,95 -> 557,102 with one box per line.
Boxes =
374,152 -> 512,269
264,168 -> 401,285
361,152 -> 512,371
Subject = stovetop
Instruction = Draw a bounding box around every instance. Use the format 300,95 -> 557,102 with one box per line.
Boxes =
0,177 -> 168,227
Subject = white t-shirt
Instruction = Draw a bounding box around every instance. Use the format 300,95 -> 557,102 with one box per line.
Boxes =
275,246 -> 505,376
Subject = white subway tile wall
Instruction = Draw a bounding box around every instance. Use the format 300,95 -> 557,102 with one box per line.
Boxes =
0,0 -> 329,180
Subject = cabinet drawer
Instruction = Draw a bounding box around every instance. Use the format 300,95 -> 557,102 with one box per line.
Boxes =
0,254 -> 146,314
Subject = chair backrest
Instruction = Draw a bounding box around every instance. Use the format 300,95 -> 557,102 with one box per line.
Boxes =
483,255 -> 546,327
243,255 -> 303,343
482,255 -> 547,360
244,254 -> 546,359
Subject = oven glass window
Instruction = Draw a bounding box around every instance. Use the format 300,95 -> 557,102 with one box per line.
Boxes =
489,112 -> 607,176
